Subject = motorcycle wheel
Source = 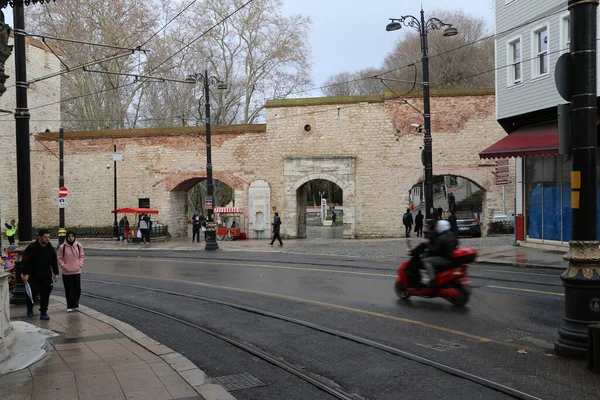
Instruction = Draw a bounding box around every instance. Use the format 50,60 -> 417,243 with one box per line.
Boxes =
449,284 -> 470,307
395,282 -> 410,300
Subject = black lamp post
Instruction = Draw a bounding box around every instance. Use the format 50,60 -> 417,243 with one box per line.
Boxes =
386,10 -> 457,219
554,0 -> 600,359
186,70 -> 227,251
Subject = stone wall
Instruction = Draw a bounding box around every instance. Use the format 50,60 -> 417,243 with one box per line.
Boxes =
0,37 -> 61,234
7,90 -> 514,239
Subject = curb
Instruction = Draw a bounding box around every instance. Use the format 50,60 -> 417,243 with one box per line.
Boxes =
50,296 -> 236,400
476,258 -> 567,271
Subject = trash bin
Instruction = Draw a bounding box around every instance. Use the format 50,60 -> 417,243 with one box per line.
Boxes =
515,214 -> 525,241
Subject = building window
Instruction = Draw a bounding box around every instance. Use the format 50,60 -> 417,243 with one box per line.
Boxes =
560,15 -> 570,53
532,25 -> 549,77
507,38 -> 522,85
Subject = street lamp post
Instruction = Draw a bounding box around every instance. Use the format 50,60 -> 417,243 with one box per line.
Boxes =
386,10 -> 457,219
186,70 -> 227,251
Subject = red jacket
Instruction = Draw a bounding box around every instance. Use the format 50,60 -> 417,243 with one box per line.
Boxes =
57,241 -> 84,275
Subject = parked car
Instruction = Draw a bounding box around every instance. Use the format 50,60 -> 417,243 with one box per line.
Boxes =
455,211 -> 481,237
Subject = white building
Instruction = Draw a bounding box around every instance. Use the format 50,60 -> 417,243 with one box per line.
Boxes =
481,0 -> 596,249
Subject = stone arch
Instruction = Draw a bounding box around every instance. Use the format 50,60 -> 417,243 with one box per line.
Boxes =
283,156 -> 356,239
409,167 -> 498,235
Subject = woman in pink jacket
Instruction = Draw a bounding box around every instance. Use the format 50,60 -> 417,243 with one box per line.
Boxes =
57,230 -> 84,312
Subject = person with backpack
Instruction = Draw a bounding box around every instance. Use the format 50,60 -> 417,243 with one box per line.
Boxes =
57,230 -> 85,312
402,209 -> 413,238
5,219 -> 16,245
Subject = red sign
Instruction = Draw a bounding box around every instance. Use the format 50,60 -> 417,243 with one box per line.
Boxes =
59,187 -> 68,198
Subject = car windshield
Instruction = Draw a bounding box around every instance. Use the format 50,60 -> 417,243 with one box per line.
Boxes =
455,212 -> 476,220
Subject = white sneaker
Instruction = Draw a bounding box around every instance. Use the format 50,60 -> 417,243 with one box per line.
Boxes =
67,308 -> 75,313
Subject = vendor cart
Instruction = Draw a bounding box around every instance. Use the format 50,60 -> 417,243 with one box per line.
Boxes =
214,207 -> 245,240
112,207 -> 159,243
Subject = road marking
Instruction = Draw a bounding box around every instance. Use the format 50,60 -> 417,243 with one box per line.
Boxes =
487,285 -> 564,297
84,270 -> 496,344
90,256 -> 397,278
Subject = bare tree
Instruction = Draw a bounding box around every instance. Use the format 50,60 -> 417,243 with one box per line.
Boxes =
183,0 -> 312,124
323,9 -> 494,97
27,0 -> 161,131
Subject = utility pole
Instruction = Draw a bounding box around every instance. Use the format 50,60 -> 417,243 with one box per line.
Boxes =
555,0 -> 600,358
113,144 -> 119,239
13,4 -> 31,243
58,128 -> 65,246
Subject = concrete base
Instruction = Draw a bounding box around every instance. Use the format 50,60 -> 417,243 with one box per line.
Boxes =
0,321 -> 58,376
517,240 -> 569,252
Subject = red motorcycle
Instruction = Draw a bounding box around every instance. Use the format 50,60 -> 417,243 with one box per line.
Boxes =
395,247 -> 477,307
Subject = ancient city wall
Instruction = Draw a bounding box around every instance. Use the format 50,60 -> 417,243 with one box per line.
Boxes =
9,89 -> 513,239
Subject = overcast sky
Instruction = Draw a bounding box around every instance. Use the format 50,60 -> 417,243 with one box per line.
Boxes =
2,0 -> 494,97
281,0 -> 495,96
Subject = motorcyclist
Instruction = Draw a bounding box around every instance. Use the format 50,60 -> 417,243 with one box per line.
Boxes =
408,219 -> 458,288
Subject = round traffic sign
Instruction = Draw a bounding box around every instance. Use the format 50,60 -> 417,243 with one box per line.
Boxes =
59,187 -> 68,198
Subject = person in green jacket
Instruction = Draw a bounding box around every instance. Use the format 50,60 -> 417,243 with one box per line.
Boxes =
5,219 -> 16,245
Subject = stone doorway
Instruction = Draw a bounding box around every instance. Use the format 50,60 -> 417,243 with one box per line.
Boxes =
284,156 -> 356,239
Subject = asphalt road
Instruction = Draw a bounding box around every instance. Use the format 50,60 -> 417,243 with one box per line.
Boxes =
60,249 -> 597,400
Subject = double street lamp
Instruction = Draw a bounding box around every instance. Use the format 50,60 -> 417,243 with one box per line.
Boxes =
186,70 -> 227,251
386,10 -> 457,219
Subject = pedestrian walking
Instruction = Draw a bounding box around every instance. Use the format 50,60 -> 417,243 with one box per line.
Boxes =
192,214 -> 203,243
436,206 -> 444,220
270,212 -> 283,246
5,219 -> 16,245
22,229 -> 59,320
331,210 -> 337,226
144,214 -> 152,243
139,214 -> 149,244
57,230 -> 84,312
414,210 -> 424,237
448,210 -> 459,235
402,208 -> 413,238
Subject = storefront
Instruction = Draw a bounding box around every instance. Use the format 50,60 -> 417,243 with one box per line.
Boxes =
480,122 -> 600,248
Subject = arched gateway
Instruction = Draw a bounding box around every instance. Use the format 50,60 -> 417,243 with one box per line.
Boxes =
27,89 -> 512,238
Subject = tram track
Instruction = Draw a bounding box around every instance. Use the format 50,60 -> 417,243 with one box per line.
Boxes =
86,254 -> 563,289
66,278 -> 543,400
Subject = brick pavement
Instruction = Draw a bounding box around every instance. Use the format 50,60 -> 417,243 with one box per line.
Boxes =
1,297 -> 235,400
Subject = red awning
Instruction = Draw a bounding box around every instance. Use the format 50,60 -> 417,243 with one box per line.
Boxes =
112,207 -> 159,214
479,123 -> 559,159
214,207 -> 241,213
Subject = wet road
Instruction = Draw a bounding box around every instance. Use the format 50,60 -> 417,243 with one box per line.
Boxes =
64,250 -> 597,400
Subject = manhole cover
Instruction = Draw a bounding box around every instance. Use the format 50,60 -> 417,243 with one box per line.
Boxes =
210,372 -> 267,391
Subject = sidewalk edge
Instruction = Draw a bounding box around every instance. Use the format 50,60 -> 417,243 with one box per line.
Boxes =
49,295 -> 236,400
476,258 -> 566,270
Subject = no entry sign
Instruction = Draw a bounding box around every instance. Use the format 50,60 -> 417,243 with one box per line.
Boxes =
59,187 -> 69,198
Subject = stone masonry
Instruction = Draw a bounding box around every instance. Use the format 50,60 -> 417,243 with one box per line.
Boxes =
7,89 -> 514,239
0,36 -> 61,234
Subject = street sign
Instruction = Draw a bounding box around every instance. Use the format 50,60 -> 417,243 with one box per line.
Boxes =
446,188 -> 457,193
205,196 -> 213,210
59,198 -> 68,208
111,152 -> 124,162
495,180 -> 510,186
59,187 -> 68,198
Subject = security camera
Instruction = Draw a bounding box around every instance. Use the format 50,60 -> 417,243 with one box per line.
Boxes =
418,144 -> 424,150
106,163 -> 110,169
411,123 -> 422,130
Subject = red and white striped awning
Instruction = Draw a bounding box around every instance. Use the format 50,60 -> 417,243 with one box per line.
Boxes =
214,207 -> 241,213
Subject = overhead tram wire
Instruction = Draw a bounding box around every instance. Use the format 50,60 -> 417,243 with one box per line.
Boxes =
286,6 -> 569,97
5,2 -> 564,122
0,0 -> 257,120
137,0 -> 198,49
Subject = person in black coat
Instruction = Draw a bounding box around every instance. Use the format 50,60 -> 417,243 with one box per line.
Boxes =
270,212 -> 283,246
414,210 -> 424,237
402,209 -> 413,237
22,229 -> 59,320
447,210 -> 459,235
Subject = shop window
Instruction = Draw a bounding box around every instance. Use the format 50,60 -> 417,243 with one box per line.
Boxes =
542,157 -> 561,241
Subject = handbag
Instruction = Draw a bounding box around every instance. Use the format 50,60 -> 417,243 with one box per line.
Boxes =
137,229 -> 142,238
